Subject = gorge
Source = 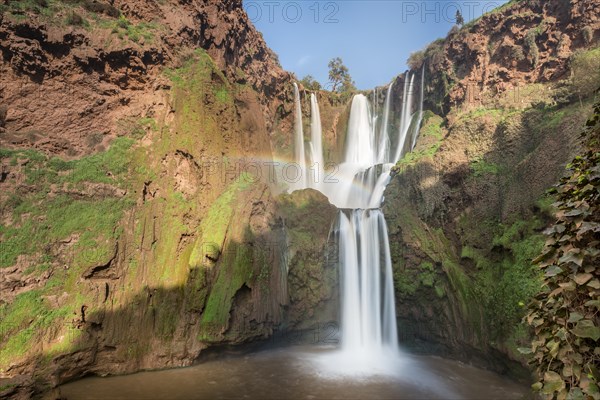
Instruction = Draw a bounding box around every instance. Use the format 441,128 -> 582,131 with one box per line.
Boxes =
0,0 -> 599,399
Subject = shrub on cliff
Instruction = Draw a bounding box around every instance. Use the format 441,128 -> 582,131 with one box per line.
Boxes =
511,46 -> 526,62
583,26 -> 594,45
407,50 -> 425,70
524,100 -> 600,399
570,48 -> 600,104
66,11 -> 85,26
300,75 -> 322,91
525,30 -> 540,68
0,105 -> 7,128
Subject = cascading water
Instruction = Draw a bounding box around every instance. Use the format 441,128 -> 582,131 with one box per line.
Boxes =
393,73 -> 416,163
291,73 -> 424,373
337,209 -> 399,358
309,93 -> 324,189
411,67 -> 426,151
292,82 -> 307,189
376,81 -> 393,164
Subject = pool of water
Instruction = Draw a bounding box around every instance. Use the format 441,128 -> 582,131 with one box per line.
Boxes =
58,346 -> 529,400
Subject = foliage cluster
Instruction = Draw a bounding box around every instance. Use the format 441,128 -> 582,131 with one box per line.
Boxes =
524,101 -> 600,399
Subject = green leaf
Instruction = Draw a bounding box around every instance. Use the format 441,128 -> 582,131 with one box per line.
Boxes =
545,265 -> 563,277
533,247 -> 556,264
549,341 -> 560,357
559,251 -> 584,266
532,382 -> 543,391
578,221 -> 600,235
572,320 -> 600,340
564,209 -> 583,217
542,371 -> 565,394
566,387 -> 585,400
567,312 -> 584,323
587,279 -> 600,289
517,347 -> 533,355
559,281 -> 576,291
584,300 -> 600,309
583,382 -> 599,397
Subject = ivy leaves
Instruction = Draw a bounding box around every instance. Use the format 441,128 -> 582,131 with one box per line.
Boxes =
524,101 -> 600,400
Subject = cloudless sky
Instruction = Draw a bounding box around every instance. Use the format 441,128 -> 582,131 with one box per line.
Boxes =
243,0 -> 510,89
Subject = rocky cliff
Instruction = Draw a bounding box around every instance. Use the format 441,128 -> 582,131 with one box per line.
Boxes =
0,1 -> 339,398
384,0 -> 600,377
1,0 -> 599,398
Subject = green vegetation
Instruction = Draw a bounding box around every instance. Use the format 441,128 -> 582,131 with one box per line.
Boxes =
300,75 -> 322,91
470,157 -> 501,177
199,238 -> 255,340
1,0 -> 116,25
0,138 -> 135,269
511,46 -> 526,62
525,101 -> 600,399
525,30 -> 540,68
0,129 -> 141,367
0,383 -> 17,392
393,207 -> 474,319
0,0 -> 53,16
327,57 -> 356,93
214,86 -> 231,104
582,26 -> 594,45
163,48 -> 240,153
0,0 -> 162,47
407,38 -> 445,71
570,47 -> 600,103
100,15 -> 157,43
65,10 -> 87,27
455,10 -> 464,26
462,0 -> 524,30
0,290 -> 71,364
395,111 -> 444,169
189,174 -> 253,268
472,218 -> 545,340
407,50 -> 426,70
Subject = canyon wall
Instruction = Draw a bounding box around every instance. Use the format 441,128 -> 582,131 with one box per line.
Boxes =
0,1 -> 338,398
384,0 -> 600,376
0,0 -> 599,398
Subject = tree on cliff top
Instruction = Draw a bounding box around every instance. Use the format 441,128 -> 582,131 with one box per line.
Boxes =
328,57 -> 356,93
455,10 -> 464,26
300,75 -> 322,91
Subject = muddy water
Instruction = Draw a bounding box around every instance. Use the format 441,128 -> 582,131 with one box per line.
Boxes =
59,346 -> 529,400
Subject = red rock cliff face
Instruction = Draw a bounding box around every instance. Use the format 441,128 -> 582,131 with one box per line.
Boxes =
0,2 -> 328,399
383,0 -> 599,377
0,0 -> 291,156
415,0 -> 600,112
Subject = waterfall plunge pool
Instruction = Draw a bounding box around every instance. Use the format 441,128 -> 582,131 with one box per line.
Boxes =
58,345 -> 529,400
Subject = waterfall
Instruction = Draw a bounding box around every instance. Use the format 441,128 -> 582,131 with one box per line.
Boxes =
337,209 -> 399,357
344,95 -> 375,167
293,83 -> 307,188
292,85 -> 325,190
411,66 -> 426,151
377,81 -> 393,164
393,73 -> 416,163
289,73 -> 424,371
309,93 -> 324,188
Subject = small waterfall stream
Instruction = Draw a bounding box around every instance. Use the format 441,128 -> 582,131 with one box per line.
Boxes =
293,83 -> 307,189
292,72 -> 425,372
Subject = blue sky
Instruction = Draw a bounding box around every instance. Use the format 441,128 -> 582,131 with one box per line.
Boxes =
244,0 -> 510,89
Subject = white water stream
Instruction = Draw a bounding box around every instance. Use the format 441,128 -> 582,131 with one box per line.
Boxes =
291,71 -> 425,373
